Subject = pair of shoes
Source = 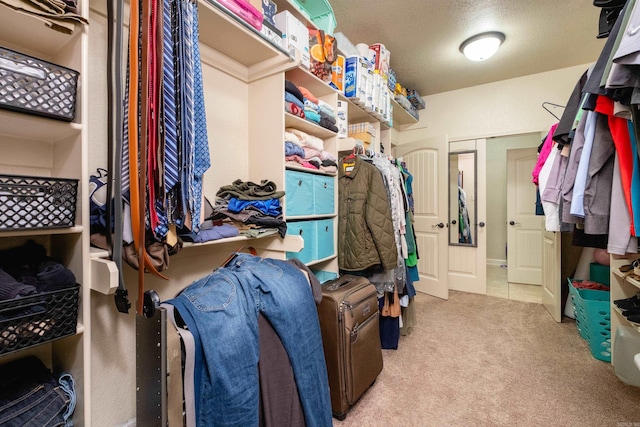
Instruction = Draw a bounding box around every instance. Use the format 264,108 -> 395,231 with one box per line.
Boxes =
620,259 -> 640,274
614,292 -> 640,310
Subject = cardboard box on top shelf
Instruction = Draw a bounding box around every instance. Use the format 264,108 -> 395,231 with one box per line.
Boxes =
369,43 -> 390,81
274,10 -> 310,68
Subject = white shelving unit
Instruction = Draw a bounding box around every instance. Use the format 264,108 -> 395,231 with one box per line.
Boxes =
611,256 -> 640,362
0,5 -> 90,426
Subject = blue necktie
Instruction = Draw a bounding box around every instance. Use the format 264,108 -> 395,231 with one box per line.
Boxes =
179,0 -> 194,227
190,0 -> 210,232
162,0 -> 179,193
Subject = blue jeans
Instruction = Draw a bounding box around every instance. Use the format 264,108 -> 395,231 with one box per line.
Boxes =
0,356 -> 69,427
169,253 -> 333,427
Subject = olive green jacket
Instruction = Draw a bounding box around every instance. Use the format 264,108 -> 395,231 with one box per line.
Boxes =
338,156 -> 398,272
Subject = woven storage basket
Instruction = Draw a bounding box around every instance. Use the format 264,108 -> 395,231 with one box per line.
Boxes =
0,284 -> 80,356
0,46 -> 79,121
0,174 -> 78,230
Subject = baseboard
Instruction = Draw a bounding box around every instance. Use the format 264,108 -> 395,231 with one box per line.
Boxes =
487,258 -> 506,266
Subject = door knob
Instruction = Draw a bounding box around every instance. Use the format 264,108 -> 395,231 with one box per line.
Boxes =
451,220 -> 457,225
509,220 -> 520,226
479,222 -> 485,227
433,222 -> 445,228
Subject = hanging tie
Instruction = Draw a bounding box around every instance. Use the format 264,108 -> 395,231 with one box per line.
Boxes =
190,0 -> 210,232
179,0 -> 195,230
162,0 -> 179,194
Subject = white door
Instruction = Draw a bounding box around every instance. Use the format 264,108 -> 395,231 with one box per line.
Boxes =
447,139 -> 487,295
542,230 -> 562,322
507,147 -> 543,285
395,135 -> 449,299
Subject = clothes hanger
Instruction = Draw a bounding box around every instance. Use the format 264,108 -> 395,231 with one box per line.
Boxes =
542,102 -> 565,121
344,143 -> 364,160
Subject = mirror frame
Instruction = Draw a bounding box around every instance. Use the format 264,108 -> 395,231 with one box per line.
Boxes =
448,149 -> 478,247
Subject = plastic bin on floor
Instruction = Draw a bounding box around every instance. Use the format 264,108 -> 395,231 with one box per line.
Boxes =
568,279 -> 611,363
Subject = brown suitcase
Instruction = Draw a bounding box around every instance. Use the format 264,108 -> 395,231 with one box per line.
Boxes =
317,275 -> 383,420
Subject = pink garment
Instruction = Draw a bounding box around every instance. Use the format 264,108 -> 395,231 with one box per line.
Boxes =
532,123 -> 559,185
285,155 -> 319,170
298,86 -> 319,104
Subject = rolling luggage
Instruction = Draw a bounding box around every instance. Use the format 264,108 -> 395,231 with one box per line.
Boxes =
317,275 -> 383,420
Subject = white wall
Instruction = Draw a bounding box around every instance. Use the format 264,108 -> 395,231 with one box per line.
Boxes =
397,63 -> 591,144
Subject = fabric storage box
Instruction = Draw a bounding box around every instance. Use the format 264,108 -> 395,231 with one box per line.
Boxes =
590,262 -> 610,287
286,220 -> 315,263
312,270 -> 338,283
614,326 -> 640,387
312,174 -> 334,215
0,46 -> 79,122
568,279 -> 611,362
0,284 -> 80,356
0,174 -> 79,231
315,218 -> 334,260
285,170 -> 314,217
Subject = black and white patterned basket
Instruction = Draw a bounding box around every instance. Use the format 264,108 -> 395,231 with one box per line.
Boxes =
0,46 -> 79,121
0,174 -> 79,230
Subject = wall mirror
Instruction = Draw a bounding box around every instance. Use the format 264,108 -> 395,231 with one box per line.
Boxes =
449,150 -> 477,247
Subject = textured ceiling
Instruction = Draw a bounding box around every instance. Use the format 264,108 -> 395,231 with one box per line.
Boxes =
329,0 -> 608,96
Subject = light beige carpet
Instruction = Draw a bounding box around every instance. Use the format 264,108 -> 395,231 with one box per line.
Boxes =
334,291 -> 640,427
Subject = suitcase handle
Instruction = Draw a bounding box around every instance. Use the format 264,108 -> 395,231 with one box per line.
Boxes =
326,276 -> 356,291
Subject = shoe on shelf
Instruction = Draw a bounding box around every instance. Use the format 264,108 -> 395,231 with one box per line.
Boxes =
622,306 -> 640,317
626,314 -> 640,326
614,292 -> 640,310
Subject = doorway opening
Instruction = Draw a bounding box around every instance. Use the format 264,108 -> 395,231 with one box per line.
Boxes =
485,133 -> 544,303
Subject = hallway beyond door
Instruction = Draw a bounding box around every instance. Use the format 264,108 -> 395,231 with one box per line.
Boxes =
486,264 -> 542,304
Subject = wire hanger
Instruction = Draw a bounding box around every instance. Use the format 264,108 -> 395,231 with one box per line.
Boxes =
542,102 -> 565,121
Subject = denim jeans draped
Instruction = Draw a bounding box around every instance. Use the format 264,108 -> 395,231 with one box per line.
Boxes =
169,253 -> 332,427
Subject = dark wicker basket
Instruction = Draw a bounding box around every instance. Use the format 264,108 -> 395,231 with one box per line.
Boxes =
0,284 -> 80,356
0,46 -> 79,121
0,174 -> 79,231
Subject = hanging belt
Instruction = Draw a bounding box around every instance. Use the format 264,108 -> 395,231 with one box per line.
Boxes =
107,0 -> 130,313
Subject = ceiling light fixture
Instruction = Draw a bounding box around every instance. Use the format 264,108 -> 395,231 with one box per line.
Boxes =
459,31 -> 505,61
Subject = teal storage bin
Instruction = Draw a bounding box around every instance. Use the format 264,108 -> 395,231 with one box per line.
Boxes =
285,170 -> 314,217
286,221 -> 315,263
589,262 -> 610,287
292,0 -> 336,34
315,218 -> 334,260
568,279 -> 611,362
313,174 -> 334,215
312,270 -> 338,283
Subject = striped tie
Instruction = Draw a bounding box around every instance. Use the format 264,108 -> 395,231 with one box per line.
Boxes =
162,0 -> 179,193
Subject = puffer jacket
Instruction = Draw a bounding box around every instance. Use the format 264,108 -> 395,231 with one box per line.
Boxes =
338,156 -> 398,272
